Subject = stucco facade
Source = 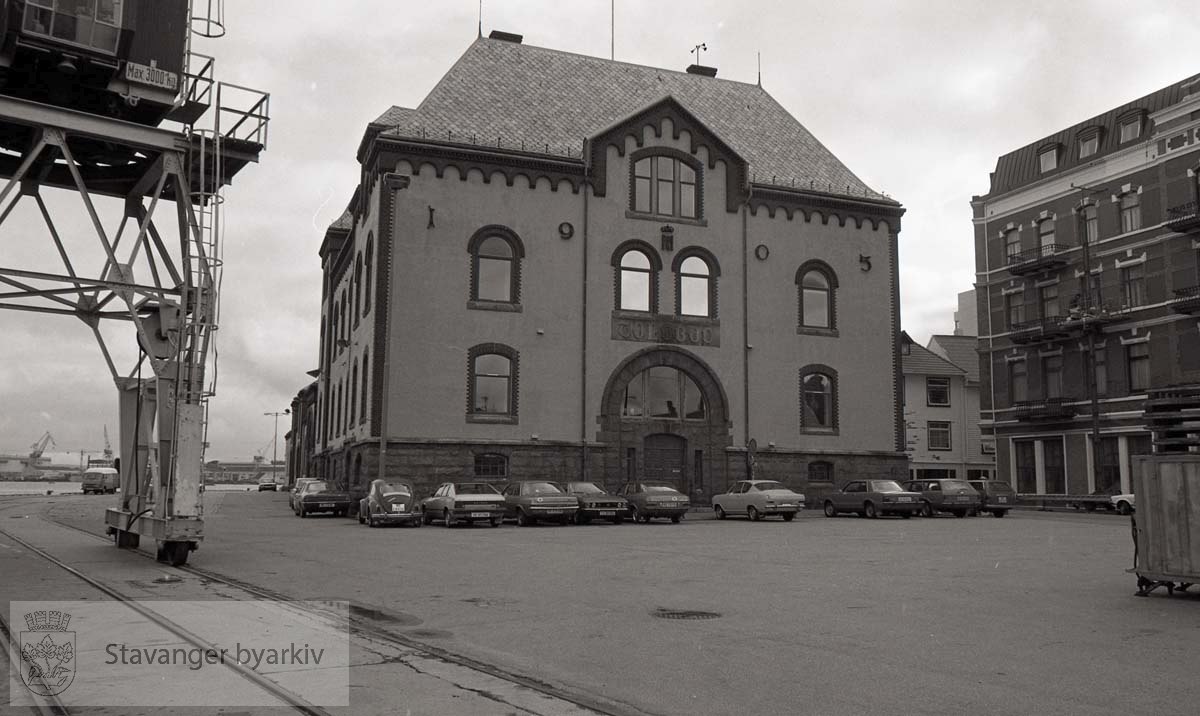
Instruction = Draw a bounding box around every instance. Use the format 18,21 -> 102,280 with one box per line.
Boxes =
293,33 -> 907,502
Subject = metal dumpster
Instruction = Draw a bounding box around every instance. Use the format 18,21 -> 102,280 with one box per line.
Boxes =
1130,455 -> 1200,597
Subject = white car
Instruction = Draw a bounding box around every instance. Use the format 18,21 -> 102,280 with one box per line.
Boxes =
1110,493 -> 1135,515
712,479 -> 805,521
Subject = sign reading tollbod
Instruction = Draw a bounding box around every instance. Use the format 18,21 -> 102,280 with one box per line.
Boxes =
18,610 -> 76,697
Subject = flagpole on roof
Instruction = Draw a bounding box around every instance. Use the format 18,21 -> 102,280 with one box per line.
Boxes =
478,0 -> 482,38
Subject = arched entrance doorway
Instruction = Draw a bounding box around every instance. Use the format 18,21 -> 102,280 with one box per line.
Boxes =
598,347 -> 732,499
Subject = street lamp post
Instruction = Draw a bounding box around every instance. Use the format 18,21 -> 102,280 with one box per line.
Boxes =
264,409 -> 290,482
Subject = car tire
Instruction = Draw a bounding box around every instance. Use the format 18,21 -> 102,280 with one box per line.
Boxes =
823,501 -> 836,518
781,512 -> 796,522
920,501 -> 935,518
1117,501 -> 1133,516
953,509 -> 968,518
864,502 -> 878,519
369,509 -> 379,528
444,509 -> 456,527
516,509 -> 533,527
670,514 -> 682,524
992,510 -> 1008,518
489,517 -> 501,527
714,504 -> 726,520
611,516 -> 624,524
748,506 -> 761,522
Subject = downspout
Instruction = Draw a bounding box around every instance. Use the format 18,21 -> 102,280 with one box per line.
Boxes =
742,186 -> 752,449
581,142 -> 590,481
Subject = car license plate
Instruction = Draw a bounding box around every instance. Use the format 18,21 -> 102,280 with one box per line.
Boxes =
319,502 -> 334,508
778,503 -> 796,508
470,512 -> 490,518
545,510 -> 563,515
392,504 -> 405,512
599,510 -> 615,516
897,496 -> 913,502
997,497 -> 1009,503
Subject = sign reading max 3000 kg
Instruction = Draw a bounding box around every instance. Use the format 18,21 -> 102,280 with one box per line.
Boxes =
124,62 -> 179,91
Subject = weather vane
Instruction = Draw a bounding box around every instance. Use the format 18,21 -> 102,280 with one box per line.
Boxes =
692,43 -> 707,61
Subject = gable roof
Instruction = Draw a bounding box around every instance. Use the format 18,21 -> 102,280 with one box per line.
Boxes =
374,35 -> 889,202
902,336 -> 966,377
927,335 -> 980,384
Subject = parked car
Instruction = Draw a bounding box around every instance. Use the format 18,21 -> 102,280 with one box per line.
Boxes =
559,482 -> 630,524
81,467 -> 119,495
358,479 -> 422,528
712,480 -> 805,521
257,475 -> 279,491
822,480 -> 920,518
289,477 -> 321,510
293,480 -> 353,517
421,482 -> 507,527
904,478 -> 979,518
501,481 -> 579,526
616,481 -> 690,523
1111,493 -> 1136,515
967,479 -> 1017,517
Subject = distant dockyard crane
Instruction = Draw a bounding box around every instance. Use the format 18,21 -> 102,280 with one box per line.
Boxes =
0,2 -> 269,565
28,432 -> 55,459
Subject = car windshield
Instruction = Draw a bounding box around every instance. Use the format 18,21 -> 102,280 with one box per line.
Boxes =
457,483 -> 501,495
524,482 -> 562,495
380,483 -> 412,496
941,480 -> 974,491
566,482 -> 604,494
752,481 -> 786,491
304,482 -> 331,494
869,480 -> 906,493
642,484 -> 679,493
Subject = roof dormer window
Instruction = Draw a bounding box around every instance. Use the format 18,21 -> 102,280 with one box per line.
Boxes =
1077,127 -> 1101,159
1118,113 -> 1144,144
1038,146 -> 1059,173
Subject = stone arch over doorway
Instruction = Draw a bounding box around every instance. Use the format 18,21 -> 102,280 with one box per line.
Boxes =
597,347 -> 733,499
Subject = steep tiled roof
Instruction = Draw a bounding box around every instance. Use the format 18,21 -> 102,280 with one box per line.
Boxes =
328,209 -> 353,232
903,340 -> 966,377
927,335 -> 980,384
376,36 -> 888,202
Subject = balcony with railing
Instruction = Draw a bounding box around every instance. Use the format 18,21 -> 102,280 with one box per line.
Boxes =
1006,244 -> 1071,275
1165,200 -> 1200,233
1171,285 -> 1200,315
1013,397 -> 1076,421
1008,315 -> 1075,344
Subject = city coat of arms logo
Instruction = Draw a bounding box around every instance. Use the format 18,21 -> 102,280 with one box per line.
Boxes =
19,610 -> 75,696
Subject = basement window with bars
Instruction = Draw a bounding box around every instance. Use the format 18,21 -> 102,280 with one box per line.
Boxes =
474,453 -> 508,480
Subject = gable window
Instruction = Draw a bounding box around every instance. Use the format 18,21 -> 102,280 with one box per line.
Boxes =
674,251 -> 718,318
474,453 -> 508,479
632,153 -> 699,219
927,377 -> 950,406
1078,134 -> 1099,159
1009,360 -> 1028,403
1126,342 -> 1149,392
621,366 -> 706,420
799,366 -> 838,433
468,226 -> 524,307
1043,355 -> 1063,400
1038,147 -> 1058,173
467,344 -> 519,423
614,244 -> 660,312
797,261 -> 837,332
1119,192 -> 1141,233
1121,263 -> 1145,308
927,421 -> 952,450
1119,117 -> 1142,143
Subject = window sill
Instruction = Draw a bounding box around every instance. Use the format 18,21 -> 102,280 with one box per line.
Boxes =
800,428 -> 839,436
926,403 -> 951,408
467,413 -> 519,425
797,326 -> 838,338
468,300 -> 523,313
624,210 -> 707,228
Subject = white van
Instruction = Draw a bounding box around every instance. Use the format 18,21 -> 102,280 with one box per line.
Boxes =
81,468 -> 119,495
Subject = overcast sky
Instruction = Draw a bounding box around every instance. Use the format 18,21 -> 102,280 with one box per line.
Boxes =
4,0 -> 1200,464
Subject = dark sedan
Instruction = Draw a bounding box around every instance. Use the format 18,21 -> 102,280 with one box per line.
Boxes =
616,481 -> 690,523
420,482 -> 507,527
501,481 -> 579,526
905,478 -> 979,518
294,480 -> 353,518
358,479 -> 422,527
560,482 -> 630,524
967,479 -> 1016,517
822,479 -> 920,518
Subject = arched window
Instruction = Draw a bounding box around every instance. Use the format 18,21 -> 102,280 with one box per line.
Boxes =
621,366 -> 706,420
363,234 -> 374,315
673,250 -> 719,318
353,253 -> 363,321
631,151 -> 700,219
612,242 -> 661,312
799,366 -> 837,433
349,360 -> 358,426
360,350 -> 369,424
336,382 -> 343,435
468,226 -> 524,306
467,344 -> 519,422
797,262 -> 837,330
